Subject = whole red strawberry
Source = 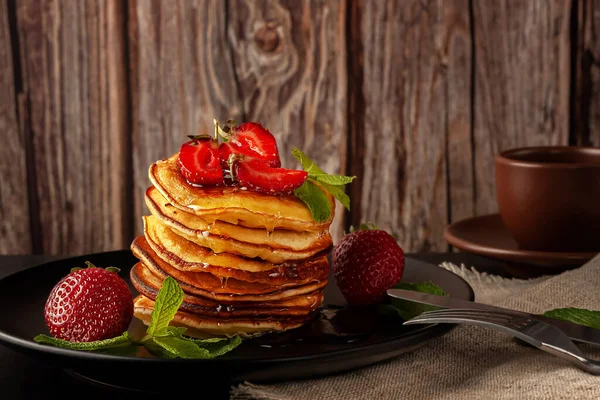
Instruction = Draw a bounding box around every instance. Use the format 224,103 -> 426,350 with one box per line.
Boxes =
44,262 -> 134,342
332,226 -> 405,306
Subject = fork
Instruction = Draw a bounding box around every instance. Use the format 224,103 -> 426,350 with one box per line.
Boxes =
403,308 -> 600,375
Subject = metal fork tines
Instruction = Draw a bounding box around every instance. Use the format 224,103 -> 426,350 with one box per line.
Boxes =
404,308 -> 600,375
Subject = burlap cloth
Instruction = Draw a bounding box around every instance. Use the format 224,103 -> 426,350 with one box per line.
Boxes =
230,255 -> 600,399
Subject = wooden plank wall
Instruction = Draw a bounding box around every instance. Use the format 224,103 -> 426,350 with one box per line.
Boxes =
0,0 -> 597,256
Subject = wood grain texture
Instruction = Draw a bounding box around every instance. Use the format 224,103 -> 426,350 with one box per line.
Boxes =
227,0 -> 347,240
0,1 -> 30,254
354,0 -> 470,252
129,0 -> 243,236
1,0 -> 584,257
346,0 -> 364,234
472,0 -> 571,215
443,0 -> 473,225
574,0 -> 600,146
16,0 -> 128,255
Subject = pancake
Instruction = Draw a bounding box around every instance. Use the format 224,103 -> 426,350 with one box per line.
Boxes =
143,215 -> 330,285
146,186 -> 332,263
131,236 -> 328,301
149,155 -> 335,231
134,295 -> 313,338
130,262 -> 323,317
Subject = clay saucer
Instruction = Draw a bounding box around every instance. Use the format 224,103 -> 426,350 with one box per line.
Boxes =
444,214 -> 598,278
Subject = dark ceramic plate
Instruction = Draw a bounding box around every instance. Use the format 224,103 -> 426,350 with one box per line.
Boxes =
0,250 -> 473,394
444,214 -> 597,278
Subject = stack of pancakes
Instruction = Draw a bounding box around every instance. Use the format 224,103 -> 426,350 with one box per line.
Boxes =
130,154 -> 335,338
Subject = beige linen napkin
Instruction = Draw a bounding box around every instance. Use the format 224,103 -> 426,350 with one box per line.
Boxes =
231,256 -> 600,400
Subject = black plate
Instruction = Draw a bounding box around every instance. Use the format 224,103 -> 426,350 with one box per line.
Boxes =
0,250 -> 473,393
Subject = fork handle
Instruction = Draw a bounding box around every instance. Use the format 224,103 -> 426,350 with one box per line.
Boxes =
541,344 -> 600,375
405,317 -> 600,375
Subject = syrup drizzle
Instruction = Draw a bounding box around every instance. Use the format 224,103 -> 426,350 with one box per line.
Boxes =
252,305 -> 376,348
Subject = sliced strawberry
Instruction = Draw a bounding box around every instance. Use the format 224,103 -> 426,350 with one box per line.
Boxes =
219,122 -> 281,168
231,157 -> 307,195
178,137 -> 223,185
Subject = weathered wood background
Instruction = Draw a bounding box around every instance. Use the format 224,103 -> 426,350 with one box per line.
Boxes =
0,0 -> 597,256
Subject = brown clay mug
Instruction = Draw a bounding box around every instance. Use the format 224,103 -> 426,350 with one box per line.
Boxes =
495,146 -> 600,252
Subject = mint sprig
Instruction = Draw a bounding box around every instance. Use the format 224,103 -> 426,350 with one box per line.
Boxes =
139,276 -> 242,358
146,275 -> 184,336
381,281 -> 447,321
319,182 -> 350,211
294,180 -> 333,223
33,331 -> 133,351
292,147 -> 327,175
310,174 -> 355,186
34,275 -> 242,359
152,336 -> 216,359
291,147 -> 356,222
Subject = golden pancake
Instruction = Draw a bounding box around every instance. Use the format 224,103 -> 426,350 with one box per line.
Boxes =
130,262 -> 323,317
143,216 -> 330,285
149,155 -> 334,231
131,237 -> 328,301
134,295 -> 312,338
145,186 -> 332,263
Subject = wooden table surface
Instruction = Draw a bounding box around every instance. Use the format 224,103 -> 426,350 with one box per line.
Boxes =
0,252 -> 515,400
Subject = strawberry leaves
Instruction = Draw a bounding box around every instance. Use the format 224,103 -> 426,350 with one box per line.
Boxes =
291,148 -> 356,222
348,223 -> 378,233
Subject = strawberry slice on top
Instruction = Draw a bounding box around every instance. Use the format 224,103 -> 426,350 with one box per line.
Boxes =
219,122 -> 281,168
230,156 -> 307,195
178,136 -> 223,185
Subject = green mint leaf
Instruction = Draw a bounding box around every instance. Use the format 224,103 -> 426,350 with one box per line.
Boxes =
144,338 -> 178,358
33,331 -> 133,351
191,335 -> 242,357
320,182 -> 351,211
311,174 -> 356,186
190,336 -> 229,344
153,336 -> 213,359
291,148 -> 356,185
147,276 -> 184,336
294,180 -> 332,223
154,326 -> 188,337
292,147 -> 326,175
382,281 -> 447,321
291,147 -> 355,213
543,308 -> 600,330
